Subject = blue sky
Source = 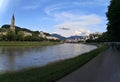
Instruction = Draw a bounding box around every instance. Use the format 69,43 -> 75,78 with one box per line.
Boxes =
0,0 -> 110,37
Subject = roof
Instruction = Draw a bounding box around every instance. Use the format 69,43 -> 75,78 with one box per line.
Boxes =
12,14 -> 15,20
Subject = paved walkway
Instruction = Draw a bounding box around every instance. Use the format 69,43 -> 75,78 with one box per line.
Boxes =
57,48 -> 120,82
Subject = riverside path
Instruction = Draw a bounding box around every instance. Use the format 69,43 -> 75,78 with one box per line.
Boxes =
57,48 -> 120,82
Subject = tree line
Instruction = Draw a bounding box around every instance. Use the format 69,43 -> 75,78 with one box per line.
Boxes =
0,30 -> 46,41
0,25 -> 59,42
87,0 -> 120,42
106,0 -> 120,41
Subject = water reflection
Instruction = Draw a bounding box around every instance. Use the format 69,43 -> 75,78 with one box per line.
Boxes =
0,43 -> 97,72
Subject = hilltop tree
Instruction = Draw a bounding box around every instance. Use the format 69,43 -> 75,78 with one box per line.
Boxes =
106,0 -> 120,41
6,30 -> 16,41
17,31 -> 24,41
0,28 -> 6,32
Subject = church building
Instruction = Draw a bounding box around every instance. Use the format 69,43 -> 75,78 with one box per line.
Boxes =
0,14 -> 32,36
10,14 -> 16,33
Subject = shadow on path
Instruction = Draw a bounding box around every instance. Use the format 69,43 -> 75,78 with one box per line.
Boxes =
57,48 -> 120,82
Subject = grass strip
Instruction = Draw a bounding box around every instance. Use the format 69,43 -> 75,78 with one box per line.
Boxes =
0,41 -> 60,46
0,44 -> 109,82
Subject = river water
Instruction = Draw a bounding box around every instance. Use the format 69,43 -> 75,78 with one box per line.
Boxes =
0,43 -> 97,72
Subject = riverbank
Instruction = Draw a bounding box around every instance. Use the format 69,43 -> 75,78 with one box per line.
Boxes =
0,44 -> 108,82
0,41 -> 61,46
57,46 -> 120,82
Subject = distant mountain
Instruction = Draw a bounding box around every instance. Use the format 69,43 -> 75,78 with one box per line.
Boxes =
51,34 -> 84,40
51,34 -> 66,41
67,36 -> 84,39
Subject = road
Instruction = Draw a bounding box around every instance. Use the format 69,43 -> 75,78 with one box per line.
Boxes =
57,48 -> 120,82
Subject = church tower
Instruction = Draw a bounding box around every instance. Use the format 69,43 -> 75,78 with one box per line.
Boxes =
10,14 -> 15,33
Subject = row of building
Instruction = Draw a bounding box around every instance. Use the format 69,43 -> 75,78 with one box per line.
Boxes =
65,32 -> 103,43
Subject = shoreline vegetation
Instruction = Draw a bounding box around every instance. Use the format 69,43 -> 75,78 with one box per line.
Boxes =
0,41 -> 61,46
0,44 -> 109,82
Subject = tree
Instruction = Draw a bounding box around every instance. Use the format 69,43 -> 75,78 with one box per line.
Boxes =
95,32 -> 111,42
0,28 -> 6,32
24,36 -> 33,41
17,31 -> 24,41
106,0 -> 120,41
6,30 -> 15,41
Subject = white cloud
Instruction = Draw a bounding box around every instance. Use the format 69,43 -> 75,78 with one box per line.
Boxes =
44,1 -> 108,37
55,12 -> 102,23
45,3 -> 68,15
54,13 -> 104,37
54,12 -> 76,22
55,13 -> 102,29
44,0 -> 110,15
55,27 -> 91,37
74,29 -> 91,36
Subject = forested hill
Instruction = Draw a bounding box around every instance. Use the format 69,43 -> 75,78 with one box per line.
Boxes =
1,24 -> 52,36
1,24 -> 39,34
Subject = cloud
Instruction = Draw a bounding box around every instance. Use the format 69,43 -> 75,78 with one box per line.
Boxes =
55,28 -> 91,37
45,3 -> 68,15
44,0 -> 109,15
54,13 -> 104,37
56,12 -> 101,23
55,26 -> 92,37
44,1 -> 108,37
74,29 -> 91,36
59,27 -> 70,30
55,13 -> 102,28
54,12 -> 76,22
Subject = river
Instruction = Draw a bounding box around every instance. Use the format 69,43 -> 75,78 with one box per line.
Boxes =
0,43 -> 97,72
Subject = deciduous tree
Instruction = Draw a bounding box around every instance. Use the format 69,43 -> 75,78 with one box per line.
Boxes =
106,0 -> 120,41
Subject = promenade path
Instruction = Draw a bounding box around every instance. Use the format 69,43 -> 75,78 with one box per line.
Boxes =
57,48 -> 120,82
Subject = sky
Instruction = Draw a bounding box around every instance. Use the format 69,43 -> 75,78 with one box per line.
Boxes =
0,0 -> 110,37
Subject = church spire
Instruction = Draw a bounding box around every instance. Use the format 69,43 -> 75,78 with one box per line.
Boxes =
12,14 -> 15,21
10,14 -> 15,33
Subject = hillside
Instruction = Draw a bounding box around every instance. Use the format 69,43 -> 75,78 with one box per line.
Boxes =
1,24 -> 51,36
1,24 -> 38,34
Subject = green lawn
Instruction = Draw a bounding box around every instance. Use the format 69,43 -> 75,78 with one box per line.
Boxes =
0,44 -> 109,82
0,41 -> 60,46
